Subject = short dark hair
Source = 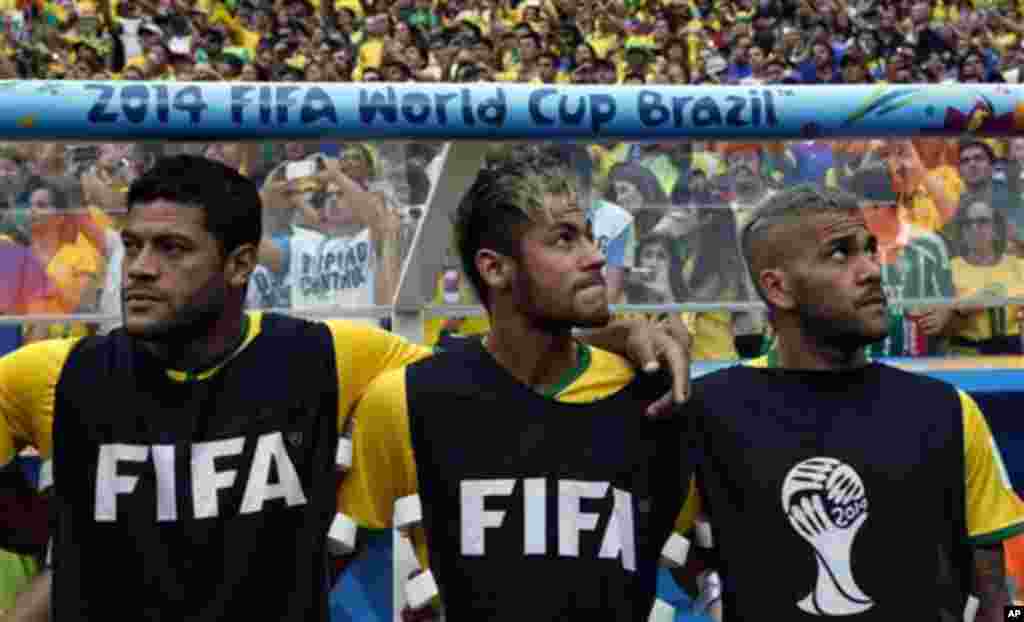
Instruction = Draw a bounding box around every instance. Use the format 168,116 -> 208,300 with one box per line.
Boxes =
741,184 -> 860,303
127,155 -> 262,256
454,149 -> 577,309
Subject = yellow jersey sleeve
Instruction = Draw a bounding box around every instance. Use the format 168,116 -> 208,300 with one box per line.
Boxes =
338,367 -> 418,528
673,476 -> 702,536
962,390 -> 1024,544
0,338 -> 78,467
325,320 -> 432,424
337,366 -> 431,568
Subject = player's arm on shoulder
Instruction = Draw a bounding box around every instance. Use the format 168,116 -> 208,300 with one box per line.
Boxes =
576,314 -> 691,417
326,320 -> 432,418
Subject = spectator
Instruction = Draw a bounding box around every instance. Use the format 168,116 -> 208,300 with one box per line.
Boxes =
20,176 -> 106,342
953,139 -> 1023,254
605,161 -> 669,237
878,139 -> 960,234
649,198 -> 748,361
949,199 -> 1024,355
259,147 -> 400,323
850,162 -> 956,357
0,240 -> 56,317
625,233 -> 678,305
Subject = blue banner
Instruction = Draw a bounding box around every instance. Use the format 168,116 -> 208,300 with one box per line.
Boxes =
1,80 -> 1023,141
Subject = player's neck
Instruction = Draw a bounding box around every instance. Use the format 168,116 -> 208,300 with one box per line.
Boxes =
145,310 -> 249,374
773,330 -> 870,371
484,313 -> 580,395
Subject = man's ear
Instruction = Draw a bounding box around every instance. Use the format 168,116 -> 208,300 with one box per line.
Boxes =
759,267 -> 796,311
225,243 -> 258,290
476,248 -> 514,294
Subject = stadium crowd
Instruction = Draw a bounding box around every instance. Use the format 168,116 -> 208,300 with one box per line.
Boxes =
2,0 -> 1024,618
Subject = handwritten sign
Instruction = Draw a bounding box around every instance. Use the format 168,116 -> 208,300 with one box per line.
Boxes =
0,81 -> 1022,140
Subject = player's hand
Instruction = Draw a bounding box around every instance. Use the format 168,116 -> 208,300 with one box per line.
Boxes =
625,314 -> 691,418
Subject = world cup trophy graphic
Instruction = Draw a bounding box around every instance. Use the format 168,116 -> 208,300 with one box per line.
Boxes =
781,457 -> 875,616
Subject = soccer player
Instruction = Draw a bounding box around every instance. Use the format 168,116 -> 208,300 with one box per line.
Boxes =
687,184 -> 1024,620
0,155 -> 692,621
340,154 -> 697,620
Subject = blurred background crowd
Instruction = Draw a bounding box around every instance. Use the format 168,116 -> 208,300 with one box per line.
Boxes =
3,132 -> 1023,365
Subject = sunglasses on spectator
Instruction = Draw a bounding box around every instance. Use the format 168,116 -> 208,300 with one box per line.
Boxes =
963,217 -> 994,227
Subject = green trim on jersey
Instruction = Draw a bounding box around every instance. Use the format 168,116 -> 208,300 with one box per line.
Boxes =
968,521 -> 1024,546
462,336 -> 594,399
166,313 -> 253,383
758,341 -> 875,368
542,343 -> 593,399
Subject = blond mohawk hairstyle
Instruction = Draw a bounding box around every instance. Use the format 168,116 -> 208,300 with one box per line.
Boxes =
453,145 -> 580,309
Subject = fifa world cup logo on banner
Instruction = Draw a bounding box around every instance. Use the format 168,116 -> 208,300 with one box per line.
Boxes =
781,457 -> 874,616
